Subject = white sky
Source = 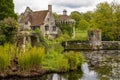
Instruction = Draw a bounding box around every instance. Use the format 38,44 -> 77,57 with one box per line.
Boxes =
13,0 -> 120,15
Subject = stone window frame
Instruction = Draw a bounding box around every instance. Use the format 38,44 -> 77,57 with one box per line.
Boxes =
45,25 -> 49,31
52,26 -> 56,31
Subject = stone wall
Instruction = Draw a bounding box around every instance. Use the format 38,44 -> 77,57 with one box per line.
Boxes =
62,41 -> 120,50
62,30 -> 120,50
81,50 -> 120,79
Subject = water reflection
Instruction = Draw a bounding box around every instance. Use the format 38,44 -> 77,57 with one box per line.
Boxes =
2,50 -> 120,80
81,63 -> 98,80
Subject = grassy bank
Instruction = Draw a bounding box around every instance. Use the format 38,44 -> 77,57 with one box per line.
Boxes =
0,43 -> 85,78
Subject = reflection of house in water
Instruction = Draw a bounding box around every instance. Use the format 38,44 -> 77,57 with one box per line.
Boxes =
17,5 -> 58,48
56,10 -> 76,38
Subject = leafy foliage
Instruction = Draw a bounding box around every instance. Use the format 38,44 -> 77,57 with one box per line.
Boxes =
78,20 -> 89,32
0,18 -> 18,45
0,0 -> 17,20
42,50 -> 69,72
65,51 -> 85,70
58,23 -> 73,37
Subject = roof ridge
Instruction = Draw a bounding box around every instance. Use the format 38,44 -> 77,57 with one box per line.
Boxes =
33,10 -> 48,13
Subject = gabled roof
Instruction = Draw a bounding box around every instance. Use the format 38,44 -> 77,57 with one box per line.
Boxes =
19,10 -> 49,26
30,10 -> 49,26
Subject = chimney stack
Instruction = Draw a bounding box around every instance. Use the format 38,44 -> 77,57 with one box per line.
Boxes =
48,5 -> 52,13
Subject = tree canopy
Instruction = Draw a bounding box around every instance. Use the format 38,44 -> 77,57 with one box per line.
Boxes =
0,0 -> 17,20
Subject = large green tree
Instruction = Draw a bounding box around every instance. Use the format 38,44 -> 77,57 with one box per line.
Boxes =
0,18 -> 18,45
91,2 -> 120,40
70,11 -> 83,28
0,0 -> 17,20
78,19 -> 89,32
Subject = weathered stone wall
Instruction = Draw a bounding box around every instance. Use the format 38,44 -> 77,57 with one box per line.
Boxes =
81,50 -> 120,79
62,30 -> 120,50
102,41 -> 120,50
62,41 -> 120,50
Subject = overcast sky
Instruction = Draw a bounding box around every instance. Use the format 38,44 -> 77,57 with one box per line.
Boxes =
13,0 -> 120,15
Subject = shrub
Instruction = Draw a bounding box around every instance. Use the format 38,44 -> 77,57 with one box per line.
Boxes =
18,47 -> 44,71
42,50 -> 69,72
65,51 -> 84,70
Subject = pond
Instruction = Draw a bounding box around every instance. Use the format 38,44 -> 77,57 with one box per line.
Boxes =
3,50 -> 120,80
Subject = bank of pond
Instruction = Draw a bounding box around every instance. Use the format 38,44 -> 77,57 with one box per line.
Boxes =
0,44 -> 120,80
0,44 -> 84,78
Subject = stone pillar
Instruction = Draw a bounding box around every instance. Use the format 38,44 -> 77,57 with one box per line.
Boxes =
23,36 -> 26,52
88,30 -> 102,49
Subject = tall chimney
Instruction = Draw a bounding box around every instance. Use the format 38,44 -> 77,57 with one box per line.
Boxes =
48,5 -> 52,13
63,9 -> 67,15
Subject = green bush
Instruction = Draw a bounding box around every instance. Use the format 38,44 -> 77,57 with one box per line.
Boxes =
65,51 -> 84,70
42,50 -> 69,72
18,47 -> 44,71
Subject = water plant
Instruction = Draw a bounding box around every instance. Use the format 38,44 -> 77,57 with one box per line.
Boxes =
18,47 -> 44,71
65,51 -> 85,70
42,50 -> 69,72
0,44 -> 15,71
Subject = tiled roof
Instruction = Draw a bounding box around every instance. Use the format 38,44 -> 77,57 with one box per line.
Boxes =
19,10 -> 49,26
30,10 -> 48,26
59,15 -> 70,21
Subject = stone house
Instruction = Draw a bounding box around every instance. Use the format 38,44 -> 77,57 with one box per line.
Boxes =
18,5 -> 58,40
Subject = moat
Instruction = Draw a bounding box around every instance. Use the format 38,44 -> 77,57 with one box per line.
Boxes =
3,50 -> 120,80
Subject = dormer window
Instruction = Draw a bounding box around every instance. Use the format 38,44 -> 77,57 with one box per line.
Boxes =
45,25 -> 49,31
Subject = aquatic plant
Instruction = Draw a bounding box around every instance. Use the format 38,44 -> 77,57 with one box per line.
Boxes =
18,47 -> 44,70
65,51 -> 85,70
0,44 -> 16,71
42,50 -> 69,72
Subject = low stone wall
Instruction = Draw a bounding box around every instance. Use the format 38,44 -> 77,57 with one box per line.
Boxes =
62,40 -> 120,50
102,41 -> 120,50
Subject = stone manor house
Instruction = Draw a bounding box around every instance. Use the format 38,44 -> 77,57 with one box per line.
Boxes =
17,5 -> 75,47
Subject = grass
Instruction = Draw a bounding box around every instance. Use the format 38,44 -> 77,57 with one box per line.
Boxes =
42,50 -> 69,72
42,46 -> 85,72
75,29 -> 88,41
18,47 -> 44,71
0,43 -> 85,73
0,44 -> 14,71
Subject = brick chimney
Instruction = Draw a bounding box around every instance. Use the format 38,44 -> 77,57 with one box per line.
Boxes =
48,5 -> 52,13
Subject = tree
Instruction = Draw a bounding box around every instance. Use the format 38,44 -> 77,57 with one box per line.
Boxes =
92,2 -> 120,41
0,0 -> 17,20
58,23 -> 73,37
0,17 -> 18,45
70,11 -> 83,28
93,2 -> 112,29
53,12 -> 60,20
78,20 -> 89,32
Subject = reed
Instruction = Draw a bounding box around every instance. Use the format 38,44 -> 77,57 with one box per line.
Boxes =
18,47 -> 44,71
0,44 -> 14,71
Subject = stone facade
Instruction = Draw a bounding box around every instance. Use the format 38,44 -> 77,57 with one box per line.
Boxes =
18,5 -> 58,40
88,30 -> 102,49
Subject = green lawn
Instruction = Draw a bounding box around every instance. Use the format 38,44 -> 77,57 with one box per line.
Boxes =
75,29 -> 88,41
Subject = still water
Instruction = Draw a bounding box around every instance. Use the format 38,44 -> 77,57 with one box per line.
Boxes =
3,50 -> 120,80
39,50 -> 120,80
